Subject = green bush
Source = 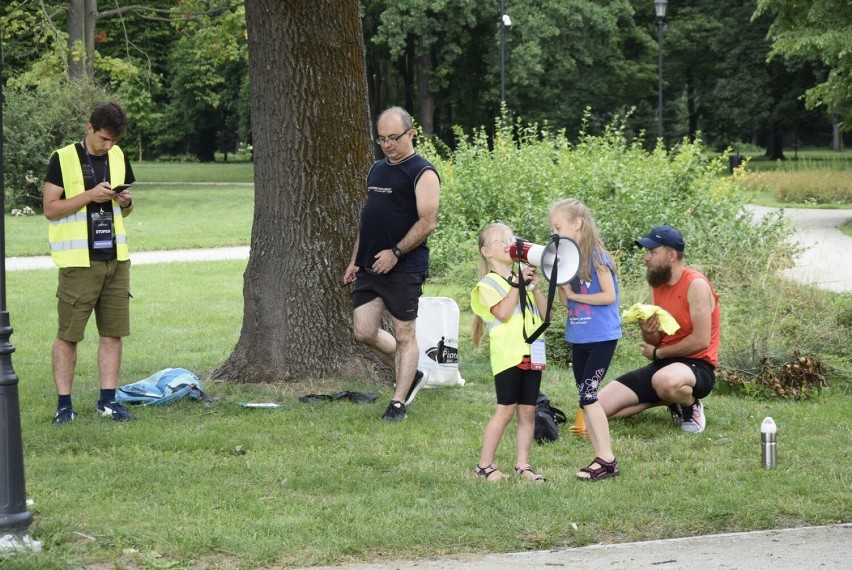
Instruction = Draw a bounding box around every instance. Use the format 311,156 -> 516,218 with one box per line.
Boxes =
3,82 -> 113,210
420,112 -> 791,283
417,113 -> 852,395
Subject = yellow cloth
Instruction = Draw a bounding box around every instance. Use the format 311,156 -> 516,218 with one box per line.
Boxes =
621,303 -> 680,335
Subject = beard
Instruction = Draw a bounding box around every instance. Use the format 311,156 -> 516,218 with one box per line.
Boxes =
646,263 -> 672,288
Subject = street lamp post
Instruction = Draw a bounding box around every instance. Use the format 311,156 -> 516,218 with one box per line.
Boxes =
0,30 -> 41,554
655,0 -> 668,140
499,0 -> 512,107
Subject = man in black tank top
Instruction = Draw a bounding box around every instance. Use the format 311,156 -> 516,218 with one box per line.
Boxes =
343,107 -> 441,422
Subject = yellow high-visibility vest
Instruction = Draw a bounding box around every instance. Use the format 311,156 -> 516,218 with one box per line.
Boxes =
471,274 -> 543,375
49,143 -> 129,268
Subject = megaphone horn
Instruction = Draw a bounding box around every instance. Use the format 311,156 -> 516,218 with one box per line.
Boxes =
510,237 -> 580,286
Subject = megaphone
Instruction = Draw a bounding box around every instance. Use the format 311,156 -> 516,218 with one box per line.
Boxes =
509,236 -> 581,286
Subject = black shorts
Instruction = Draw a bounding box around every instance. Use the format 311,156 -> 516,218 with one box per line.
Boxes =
351,270 -> 426,321
494,366 -> 541,406
613,358 -> 716,404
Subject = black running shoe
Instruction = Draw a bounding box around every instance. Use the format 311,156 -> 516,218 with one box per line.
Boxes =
381,400 -> 406,422
96,401 -> 136,422
53,407 -> 77,426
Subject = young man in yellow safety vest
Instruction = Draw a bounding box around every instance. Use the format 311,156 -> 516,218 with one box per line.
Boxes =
42,102 -> 137,424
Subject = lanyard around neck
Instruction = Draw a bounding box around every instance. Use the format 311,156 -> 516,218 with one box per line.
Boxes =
81,140 -> 109,184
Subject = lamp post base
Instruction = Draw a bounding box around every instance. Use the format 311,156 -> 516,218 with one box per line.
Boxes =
0,531 -> 42,553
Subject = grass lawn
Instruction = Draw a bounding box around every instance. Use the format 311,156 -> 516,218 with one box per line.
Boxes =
2,263 -> 850,569
2,161 -> 849,568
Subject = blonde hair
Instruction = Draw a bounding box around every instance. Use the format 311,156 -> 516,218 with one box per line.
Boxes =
472,222 -> 513,348
549,198 -> 613,282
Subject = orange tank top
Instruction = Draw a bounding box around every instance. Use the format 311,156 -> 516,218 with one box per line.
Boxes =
653,267 -> 720,367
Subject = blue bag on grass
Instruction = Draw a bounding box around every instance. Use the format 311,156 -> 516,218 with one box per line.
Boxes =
117,368 -> 205,406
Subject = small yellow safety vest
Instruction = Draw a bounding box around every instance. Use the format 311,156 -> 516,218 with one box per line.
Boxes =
49,143 -> 129,268
470,274 -> 543,375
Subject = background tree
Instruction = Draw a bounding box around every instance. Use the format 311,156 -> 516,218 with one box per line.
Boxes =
212,0 -> 377,383
756,0 -> 852,148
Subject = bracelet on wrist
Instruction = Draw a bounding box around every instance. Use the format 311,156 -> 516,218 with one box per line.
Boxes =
652,347 -> 659,360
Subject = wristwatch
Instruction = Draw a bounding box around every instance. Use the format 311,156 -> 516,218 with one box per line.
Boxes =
391,246 -> 403,259
652,347 -> 659,360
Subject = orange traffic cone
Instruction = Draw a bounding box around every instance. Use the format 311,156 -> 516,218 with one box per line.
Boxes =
568,409 -> 588,438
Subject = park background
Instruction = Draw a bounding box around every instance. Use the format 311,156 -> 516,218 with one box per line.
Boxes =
2,1 -> 851,569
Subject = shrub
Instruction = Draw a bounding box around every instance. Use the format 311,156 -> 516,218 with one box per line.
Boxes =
3,81 -> 113,210
420,112 -> 790,283
419,113 -> 852,393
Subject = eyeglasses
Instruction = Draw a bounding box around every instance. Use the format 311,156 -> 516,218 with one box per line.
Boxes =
377,129 -> 410,145
487,236 -> 517,247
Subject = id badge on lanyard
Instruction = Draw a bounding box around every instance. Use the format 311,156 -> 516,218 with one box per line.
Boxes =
91,209 -> 114,249
530,338 -> 546,371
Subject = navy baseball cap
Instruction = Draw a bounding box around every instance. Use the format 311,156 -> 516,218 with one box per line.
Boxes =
635,225 -> 685,252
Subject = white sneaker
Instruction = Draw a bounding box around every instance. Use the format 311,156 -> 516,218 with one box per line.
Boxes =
404,370 -> 428,405
681,399 -> 705,433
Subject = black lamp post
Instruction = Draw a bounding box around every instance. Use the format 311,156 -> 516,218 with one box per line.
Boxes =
0,28 -> 40,553
655,0 -> 668,140
499,0 -> 512,107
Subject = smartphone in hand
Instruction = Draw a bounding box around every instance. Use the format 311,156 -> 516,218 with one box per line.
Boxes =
113,184 -> 131,193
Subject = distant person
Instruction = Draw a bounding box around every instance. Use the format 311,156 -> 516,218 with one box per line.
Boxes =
471,223 -> 548,482
598,226 -> 720,433
549,199 -> 622,481
43,102 -> 137,424
343,107 -> 441,422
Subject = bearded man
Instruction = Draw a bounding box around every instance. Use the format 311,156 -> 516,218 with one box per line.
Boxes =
598,226 -> 720,433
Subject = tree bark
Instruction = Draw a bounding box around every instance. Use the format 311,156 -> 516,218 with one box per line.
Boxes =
66,0 -> 98,80
417,51 -> 435,135
66,0 -> 86,80
213,0 -> 378,383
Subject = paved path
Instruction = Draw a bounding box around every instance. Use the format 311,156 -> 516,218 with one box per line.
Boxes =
295,524 -> 851,570
10,207 -> 849,294
747,205 -> 852,293
5,246 -> 250,271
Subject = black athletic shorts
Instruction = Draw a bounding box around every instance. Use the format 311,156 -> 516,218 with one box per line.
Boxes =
351,269 -> 426,321
494,365 -> 541,406
613,357 -> 716,404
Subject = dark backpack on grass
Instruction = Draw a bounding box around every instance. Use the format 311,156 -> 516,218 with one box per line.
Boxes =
534,392 -> 567,443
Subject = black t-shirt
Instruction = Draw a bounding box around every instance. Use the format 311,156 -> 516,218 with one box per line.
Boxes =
356,152 -> 438,273
45,143 -> 136,261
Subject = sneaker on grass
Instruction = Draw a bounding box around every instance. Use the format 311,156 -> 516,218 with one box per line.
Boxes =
381,400 -> 406,423
680,399 -> 705,433
53,407 -> 77,426
668,403 -> 684,424
404,370 -> 428,405
96,400 -> 136,422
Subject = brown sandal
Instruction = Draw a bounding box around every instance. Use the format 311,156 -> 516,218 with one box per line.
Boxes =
514,465 -> 545,482
576,457 -> 619,481
475,464 -> 506,482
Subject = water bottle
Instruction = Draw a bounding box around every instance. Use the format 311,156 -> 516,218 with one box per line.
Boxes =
760,417 -> 777,469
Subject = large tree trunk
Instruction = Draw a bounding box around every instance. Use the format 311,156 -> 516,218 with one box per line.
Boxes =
213,0 -> 377,383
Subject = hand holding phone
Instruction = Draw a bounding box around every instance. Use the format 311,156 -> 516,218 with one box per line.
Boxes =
113,184 -> 131,194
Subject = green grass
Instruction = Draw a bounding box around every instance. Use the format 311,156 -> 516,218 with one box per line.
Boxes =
133,161 -> 254,183
841,218 -> 852,237
2,264 -> 850,569
743,149 -> 852,172
2,161 -> 850,568
6,185 -> 254,256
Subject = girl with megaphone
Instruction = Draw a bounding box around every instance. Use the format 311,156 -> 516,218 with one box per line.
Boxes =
471,222 -> 549,482
549,198 -> 623,481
